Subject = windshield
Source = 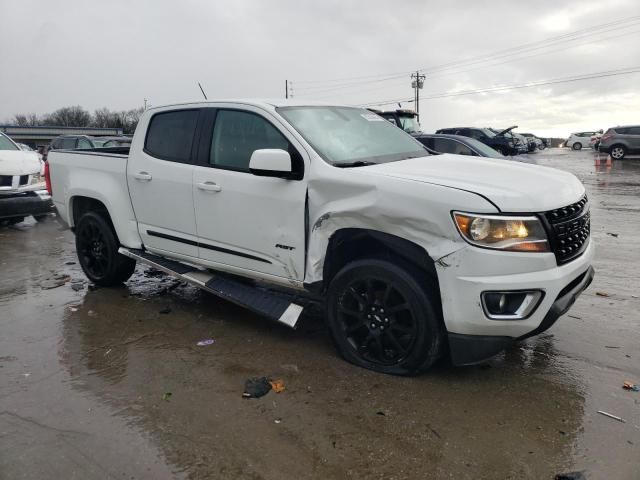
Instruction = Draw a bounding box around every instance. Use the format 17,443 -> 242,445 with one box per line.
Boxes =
277,106 -> 428,166
398,116 -> 421,134
92,139 -> 107,147
0,133 -> 19,151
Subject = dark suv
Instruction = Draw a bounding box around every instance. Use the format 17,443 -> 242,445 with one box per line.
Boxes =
435,126 -> 519,156
598,125 -> 640,160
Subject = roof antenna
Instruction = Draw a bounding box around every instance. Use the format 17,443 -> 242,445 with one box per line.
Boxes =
198,82 -> 208,100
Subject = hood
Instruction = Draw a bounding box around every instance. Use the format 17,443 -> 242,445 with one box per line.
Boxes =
0,150 -> 42,176
363,154 -> 585,212
495,125 -> 518,136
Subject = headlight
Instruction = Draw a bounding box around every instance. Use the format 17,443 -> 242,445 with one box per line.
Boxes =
453,212 -> 550,252
30,174 -> 44,185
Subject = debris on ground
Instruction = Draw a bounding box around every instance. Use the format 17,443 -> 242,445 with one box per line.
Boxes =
606,232 -> 619,238
70,283 -> 84,291
162,392 -> 172,401
269,379 -> 285,393
555,471 -> 586,480
595,292 -> 610,297
568,314 -> 582,319
376,411 -> 386,416
196,339 -> 215,346
65,261 -> 76,265
623,381 -> 639,392
159,307 -> 172,314
604,345 -> 620,349
243,377 -> 272,398
597,410 -> 625,423
69,305 -> 79,312
274,419 -> 282,424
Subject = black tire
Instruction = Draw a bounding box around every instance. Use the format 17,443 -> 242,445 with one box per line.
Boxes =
610,144 -> 626,160
500,147 -> 511,156
572,142 -> 582,150
326,258 -> 444,375
34,214 -> 49,222
75,211 -> 136,286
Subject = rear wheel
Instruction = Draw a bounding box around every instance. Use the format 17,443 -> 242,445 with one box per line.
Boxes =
327,258 -> 443,375
75,211 -> 136,286
610,145 -> 626,160
572,142 -> 582,150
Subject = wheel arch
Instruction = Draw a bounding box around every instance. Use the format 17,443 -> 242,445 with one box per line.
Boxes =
313,228 -> 440,297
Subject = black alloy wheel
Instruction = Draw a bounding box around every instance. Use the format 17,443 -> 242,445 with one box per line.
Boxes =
75,212 -> 136,286
327,258 -> 443,375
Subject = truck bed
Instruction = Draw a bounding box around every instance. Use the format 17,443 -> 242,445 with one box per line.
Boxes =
48,148 -> 142,249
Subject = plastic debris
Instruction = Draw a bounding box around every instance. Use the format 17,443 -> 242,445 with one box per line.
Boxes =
595,291 -> 610,297
269,379 -> 285,393
606,232 -> 619,238
623,381 -> 639,392
555,472 -> 586,480
243,377 -> 272,398
71,283 -> 83,291
274,419 -> 282,424
597,410 -> 625,423
162,392 -> 172,401
196,339 -> 215,346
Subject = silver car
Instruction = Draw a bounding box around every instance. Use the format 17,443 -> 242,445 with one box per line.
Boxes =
599,125 -> 640,159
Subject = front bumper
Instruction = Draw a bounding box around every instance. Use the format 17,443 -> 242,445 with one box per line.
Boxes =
435,240 -> 594,365
0,191 -> 53,220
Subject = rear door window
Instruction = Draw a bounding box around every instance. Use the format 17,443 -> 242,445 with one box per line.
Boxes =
60,138 -> 77,149
77,138 -> 93,149
627,127 -> 640,135
145,110 -> 199,163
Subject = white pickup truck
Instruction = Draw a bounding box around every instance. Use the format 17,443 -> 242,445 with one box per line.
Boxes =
48,100 -> 594,374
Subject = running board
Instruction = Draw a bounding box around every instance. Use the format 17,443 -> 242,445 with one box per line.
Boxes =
118,248 -> 303,328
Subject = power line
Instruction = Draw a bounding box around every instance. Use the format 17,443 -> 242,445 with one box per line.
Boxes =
300,26 -> 640,101
358,66 -> 640,107
292,15 -> 640,88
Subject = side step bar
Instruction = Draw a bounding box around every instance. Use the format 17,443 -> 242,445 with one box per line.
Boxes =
118,248 -> 303,328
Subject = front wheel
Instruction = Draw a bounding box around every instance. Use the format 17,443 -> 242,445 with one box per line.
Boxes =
572,142 -> 582,150
327,258 -> 444,375
610,145 -> 626,160
75,211 -> 136,286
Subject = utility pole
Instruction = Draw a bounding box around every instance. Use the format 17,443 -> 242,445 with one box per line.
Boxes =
411,71 -> 425,120
285,80 -> 288,99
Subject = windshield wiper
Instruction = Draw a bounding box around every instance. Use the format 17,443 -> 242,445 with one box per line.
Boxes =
334,161 -> 376,168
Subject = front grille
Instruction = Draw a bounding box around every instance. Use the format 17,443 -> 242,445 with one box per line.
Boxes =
19,175 -> 29,186
0,175 -> 13,187
543,195 -> 590,264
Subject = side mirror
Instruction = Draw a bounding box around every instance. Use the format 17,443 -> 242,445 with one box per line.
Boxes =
249,149 -> 293,178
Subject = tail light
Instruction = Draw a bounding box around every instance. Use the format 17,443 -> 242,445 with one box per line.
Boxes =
44,161 -> 52,195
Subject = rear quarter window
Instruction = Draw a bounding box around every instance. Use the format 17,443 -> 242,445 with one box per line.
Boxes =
144,109 -> 199,162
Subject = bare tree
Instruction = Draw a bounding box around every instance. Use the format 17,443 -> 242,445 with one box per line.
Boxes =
43,106 -> 92,127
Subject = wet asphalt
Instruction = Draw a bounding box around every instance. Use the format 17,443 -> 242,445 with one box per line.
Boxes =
0,148 -> 638,480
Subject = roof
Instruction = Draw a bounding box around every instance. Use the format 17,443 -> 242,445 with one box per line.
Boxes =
146,99 -> 360,112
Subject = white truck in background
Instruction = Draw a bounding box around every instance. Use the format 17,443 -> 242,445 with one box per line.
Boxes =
48,100 -> 594,375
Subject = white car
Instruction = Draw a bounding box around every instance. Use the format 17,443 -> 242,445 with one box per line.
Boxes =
0,132 -> 52,224
48,100 -> 594,374
565,131 -> 600,150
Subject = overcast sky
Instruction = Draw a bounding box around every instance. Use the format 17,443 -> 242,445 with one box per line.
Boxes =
1,0 -> 639,137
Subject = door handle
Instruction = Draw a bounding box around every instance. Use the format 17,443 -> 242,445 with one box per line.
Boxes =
197,181 -> 222,192
133,172 -> 152,181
